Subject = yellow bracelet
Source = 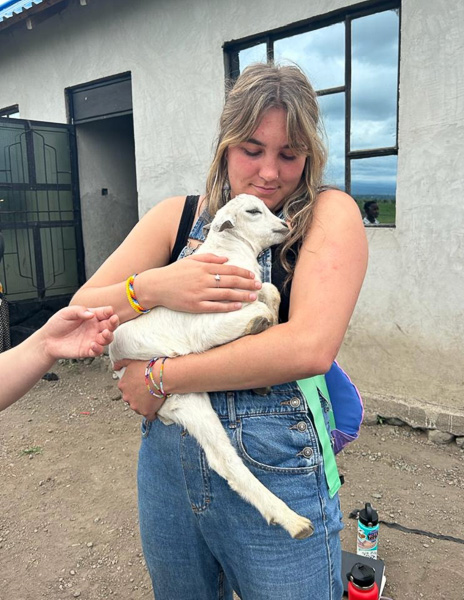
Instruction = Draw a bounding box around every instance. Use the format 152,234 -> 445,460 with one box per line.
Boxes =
126,274 -> 150,314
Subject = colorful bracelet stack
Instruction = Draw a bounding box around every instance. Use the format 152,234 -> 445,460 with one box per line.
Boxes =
126,273 -> 151,314
145,357 -> 171,399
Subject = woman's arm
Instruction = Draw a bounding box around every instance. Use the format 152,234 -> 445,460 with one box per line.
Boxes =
0,306 -> 119,412
116,190 -> 368,419
71,196 -> 261,323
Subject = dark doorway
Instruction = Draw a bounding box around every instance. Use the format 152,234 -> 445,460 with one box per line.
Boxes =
67,73 -> 138,278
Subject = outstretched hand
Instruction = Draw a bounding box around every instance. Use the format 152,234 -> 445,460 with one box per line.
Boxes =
42,306 -> 119,361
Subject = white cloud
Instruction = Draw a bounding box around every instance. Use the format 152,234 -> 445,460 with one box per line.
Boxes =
274,22 -> 344,90
239,44 -> 267,70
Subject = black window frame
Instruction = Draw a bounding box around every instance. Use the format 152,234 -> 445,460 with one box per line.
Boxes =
0,104 -> 20,118
223,0 -> 401,216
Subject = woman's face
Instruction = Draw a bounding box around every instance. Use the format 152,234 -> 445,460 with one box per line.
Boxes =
226,107 -> 307,213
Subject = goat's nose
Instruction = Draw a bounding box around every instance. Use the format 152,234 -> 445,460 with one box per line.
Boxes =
273,221 -> 289,233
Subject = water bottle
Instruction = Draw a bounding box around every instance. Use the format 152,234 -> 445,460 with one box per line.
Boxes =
347,563 -> 379,600
357,503 -> 379,559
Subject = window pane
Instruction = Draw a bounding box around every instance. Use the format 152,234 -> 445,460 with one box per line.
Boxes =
35,190 -> 74,222
0,190 -> 25,223
318,93 -> 345,189
0,228 -> 36,299
0,190 -> 73,223
351,155 -> 397,225
351,10 -> 399,151
0,225 -> 79,299
42,226 -> 79,295
32,126 -> 72,186
0,121 -> 28,184
0,111 -> 20,118
239,44 -> 267,71
274,22 -> 344,91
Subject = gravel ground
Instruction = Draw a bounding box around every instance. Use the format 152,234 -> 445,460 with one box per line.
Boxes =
1,356 -> 463,599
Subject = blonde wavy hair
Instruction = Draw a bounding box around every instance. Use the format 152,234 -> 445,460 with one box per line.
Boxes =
205,61 -> 328,277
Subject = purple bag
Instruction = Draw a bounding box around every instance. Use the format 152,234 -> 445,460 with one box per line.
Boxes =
324,360 -> 364,454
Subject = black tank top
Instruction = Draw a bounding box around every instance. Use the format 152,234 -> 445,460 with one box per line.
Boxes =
169,196 -> 296,323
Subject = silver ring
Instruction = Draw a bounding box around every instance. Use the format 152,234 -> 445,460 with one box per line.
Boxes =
214,273 -> 221,288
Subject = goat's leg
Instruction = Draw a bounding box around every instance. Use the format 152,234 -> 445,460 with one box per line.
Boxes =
244,284 -> 281,394
184,300 -> 277,353
257,282 -> 281,325
242,284 -> 281,337
159,394 -> 314,540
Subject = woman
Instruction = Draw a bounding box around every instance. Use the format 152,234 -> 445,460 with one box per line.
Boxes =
72,62 -> 368,600
0,305 -> 118,412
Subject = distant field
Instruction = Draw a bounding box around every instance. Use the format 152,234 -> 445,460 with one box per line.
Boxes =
354,195 -> 396,225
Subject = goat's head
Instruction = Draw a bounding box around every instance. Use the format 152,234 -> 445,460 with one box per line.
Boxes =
210,194 -> 289,254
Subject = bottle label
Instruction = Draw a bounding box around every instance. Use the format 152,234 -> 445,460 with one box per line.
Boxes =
357,521 -> 379,558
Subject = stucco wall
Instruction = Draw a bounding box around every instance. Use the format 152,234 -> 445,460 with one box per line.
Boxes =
0,0 -> 463,427
337,0 -> 464,430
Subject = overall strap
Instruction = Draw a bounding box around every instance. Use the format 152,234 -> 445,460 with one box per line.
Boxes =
169,195 -> 200,264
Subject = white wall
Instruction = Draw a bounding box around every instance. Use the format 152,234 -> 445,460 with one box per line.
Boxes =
338,0 -> 464,428
0,0 -> 463,427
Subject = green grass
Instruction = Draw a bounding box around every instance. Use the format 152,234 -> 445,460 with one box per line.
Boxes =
20,446 -> 42,456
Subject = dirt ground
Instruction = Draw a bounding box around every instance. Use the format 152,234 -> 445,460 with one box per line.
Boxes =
1,356 -> 463,600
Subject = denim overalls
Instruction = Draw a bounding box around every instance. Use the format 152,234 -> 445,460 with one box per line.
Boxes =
137,209 -> 344,600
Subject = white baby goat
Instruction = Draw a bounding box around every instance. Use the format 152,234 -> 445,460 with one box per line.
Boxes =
109,194 -> 314,539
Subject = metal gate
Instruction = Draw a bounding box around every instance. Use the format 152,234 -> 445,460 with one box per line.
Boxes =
0,118 -> 85,338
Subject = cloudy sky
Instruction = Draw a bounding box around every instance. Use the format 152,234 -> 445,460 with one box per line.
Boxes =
239,9 -> 399,196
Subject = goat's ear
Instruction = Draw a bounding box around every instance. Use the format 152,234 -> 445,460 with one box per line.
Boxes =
213,214 -> 236,232
218,219 -> 235,232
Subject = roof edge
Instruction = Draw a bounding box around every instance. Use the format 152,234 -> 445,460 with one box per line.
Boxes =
0,0 -> 70,33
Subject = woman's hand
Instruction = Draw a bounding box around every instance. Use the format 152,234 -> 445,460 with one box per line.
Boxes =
137,253 -> 262,314
114,359 -> 166,421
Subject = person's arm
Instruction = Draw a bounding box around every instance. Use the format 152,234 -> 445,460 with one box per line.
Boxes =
71,196 -> 261,324
0,306 -> 119,412
116,189 -> 368,420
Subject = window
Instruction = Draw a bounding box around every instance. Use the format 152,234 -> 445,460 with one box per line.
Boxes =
224,1 -> 400,226
0,104 -> 20,119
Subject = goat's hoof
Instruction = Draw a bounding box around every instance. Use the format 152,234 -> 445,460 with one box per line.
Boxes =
270,515 -> 314,539
245,316 -> 271,336
291,517 -> 315,540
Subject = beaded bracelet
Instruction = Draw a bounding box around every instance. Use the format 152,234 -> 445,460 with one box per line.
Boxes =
144,357 -> 165,399
148,360 -> 161,393
126,274 -> 151,314
159,357 -> 171,398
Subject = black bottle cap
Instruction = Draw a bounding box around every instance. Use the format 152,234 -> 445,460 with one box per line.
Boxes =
359,502 -> 379,527
347,563 -> 376,588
